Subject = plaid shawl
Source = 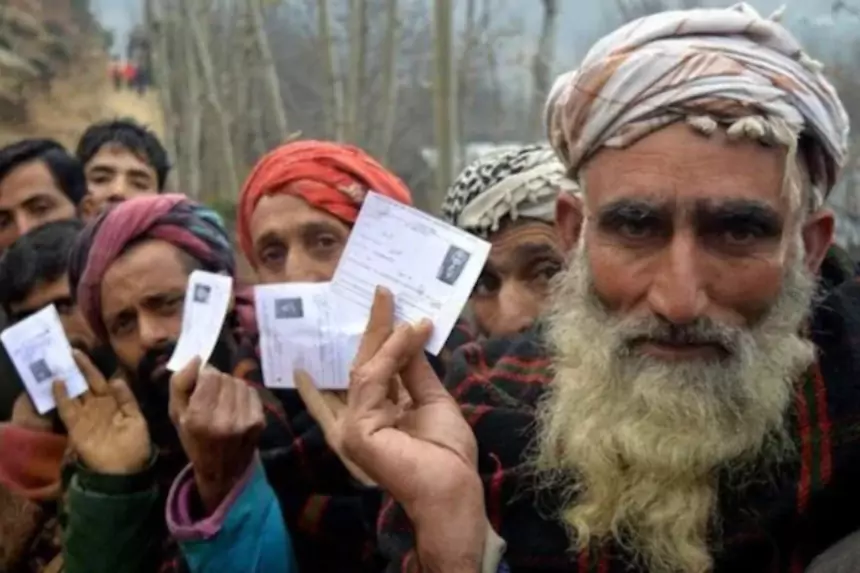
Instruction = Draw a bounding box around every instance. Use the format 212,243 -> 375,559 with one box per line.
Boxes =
377,248 -> 860,572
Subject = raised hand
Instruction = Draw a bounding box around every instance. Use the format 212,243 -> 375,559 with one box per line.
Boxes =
54,351 -> 151,475
339,288 -> 486,571
169,359 -> 265,513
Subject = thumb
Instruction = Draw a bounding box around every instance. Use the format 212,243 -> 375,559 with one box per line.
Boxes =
169,356 -> 201,423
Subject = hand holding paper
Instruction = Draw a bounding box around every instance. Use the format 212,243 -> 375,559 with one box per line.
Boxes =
167,270 -> 233,373
330,192 -> 491,354
0,305 -> 88,414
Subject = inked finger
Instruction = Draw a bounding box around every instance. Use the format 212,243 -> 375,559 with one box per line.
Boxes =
295,370 -> 338,431
73,350 -> 109,395
348,323 -> 416,410
169,356 -> 202,422
354,286 -> 395,367
52,380 -> 78,427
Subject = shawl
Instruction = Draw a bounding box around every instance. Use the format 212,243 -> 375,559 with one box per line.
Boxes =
377,248 -> 860,572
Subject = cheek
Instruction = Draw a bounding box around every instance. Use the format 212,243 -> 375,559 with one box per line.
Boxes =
110,339 -> 141,372
469,298 -> 498,331
586,240 -> 648,312
707,257 -> 786,321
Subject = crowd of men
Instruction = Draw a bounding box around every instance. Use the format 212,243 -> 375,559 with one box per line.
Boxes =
1,4 -> 860,572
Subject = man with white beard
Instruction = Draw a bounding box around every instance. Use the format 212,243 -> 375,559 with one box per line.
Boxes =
331,4 -> 860,573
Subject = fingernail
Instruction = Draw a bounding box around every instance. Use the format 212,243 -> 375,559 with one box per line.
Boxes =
375,285 -> 391,297
418,318 -> 433,330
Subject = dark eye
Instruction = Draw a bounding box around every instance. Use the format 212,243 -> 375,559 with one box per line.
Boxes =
313,234 -> 338,250
111,315 -> 136,337
0,213 -> 11,230
721,228 -> 758,246
159,296 -> 184,315
55,300 -> 74,316
531,260 -> 562,283
472,272 -> 500,297
618,219 -> 655,240
259,243 -> 287,267
29,199 -> 53,216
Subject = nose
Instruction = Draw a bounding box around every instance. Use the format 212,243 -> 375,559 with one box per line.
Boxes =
15,212 -> 38,236
138,313 -> 174,349
282,250 -> 333,283
109,175 -> 130,198
646,233 -> 708,325
491,282 -> 541,337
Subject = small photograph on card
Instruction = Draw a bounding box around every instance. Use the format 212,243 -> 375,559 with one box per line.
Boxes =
436,245 -> 471,286
275,297 -> 304,319
193,284 -> 212,304
29,358 -> 53,384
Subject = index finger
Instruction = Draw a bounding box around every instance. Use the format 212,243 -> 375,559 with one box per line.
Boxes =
169,356 -> 202,422
73,350 -> 109,396
353,287 -> 395,367
52,379 -> 79,428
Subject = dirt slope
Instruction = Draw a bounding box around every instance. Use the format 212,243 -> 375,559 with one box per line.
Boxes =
0,48 -> 164,150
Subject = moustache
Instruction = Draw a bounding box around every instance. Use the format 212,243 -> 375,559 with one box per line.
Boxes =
621,316 -> 740,357
136,341 -> 178,386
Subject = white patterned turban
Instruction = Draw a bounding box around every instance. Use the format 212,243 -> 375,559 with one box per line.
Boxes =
441,144 -> 579,239
544,2 -> 850,205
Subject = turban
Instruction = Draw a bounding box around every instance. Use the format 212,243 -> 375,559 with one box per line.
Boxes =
237,140 -> 412,262
544,3 -> 849,204
441,144 -> 579,239
69,194 -> 235,340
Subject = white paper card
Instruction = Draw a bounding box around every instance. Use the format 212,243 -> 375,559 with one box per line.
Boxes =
0,305 -> 88,414
330,192 -> 491,355
255,282 -> 365,390
167,270 -> 233,372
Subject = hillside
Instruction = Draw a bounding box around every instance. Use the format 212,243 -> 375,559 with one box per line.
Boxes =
0,48 -> 164,149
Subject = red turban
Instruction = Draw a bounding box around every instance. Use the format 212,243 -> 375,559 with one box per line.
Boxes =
237,140 -> 412,263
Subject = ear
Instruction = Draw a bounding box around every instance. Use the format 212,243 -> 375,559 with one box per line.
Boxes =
555,193 -> 584,253
801,208 -> 835,274
79,195 -> 99,222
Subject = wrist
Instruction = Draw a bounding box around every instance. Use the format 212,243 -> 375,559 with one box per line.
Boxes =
412,474 -> 486,573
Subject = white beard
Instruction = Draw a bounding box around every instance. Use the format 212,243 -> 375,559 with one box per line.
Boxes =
534,238 -> 818,573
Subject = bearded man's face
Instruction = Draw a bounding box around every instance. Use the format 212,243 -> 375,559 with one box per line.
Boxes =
540,122 -> 835,573
99,239 -> 235,446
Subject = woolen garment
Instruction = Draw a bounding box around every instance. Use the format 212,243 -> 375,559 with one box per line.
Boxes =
236,139 -> 412,263
376,247 -> 860,572
545,2 -> 849,203
58,315 -> 385,573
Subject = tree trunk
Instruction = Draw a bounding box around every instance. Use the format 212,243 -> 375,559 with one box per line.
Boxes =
144,0 -> 180,189
249,0 -> 290,141
529,0 -> 558,139
376,0 -> 399,162
183,0 -> 240,199
316,0 -> 342,140
343,0 -> 367,143
432,0 -> 456,207
179,1 -> 203,199
457,0 -> 476,165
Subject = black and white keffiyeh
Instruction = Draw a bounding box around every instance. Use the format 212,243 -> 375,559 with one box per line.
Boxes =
441,144 -> 578,238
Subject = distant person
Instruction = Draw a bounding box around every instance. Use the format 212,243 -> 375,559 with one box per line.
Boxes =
108,56 -> 122,91
0,139 -> 83,252
76,118 -> 170,221
122,60 -> 136,90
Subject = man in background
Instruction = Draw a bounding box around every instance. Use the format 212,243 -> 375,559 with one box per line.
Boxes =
0,139 -> 83,253
76,119 -> 169,220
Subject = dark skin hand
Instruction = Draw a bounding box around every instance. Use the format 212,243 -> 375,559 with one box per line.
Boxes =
169,358 -> 265,514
